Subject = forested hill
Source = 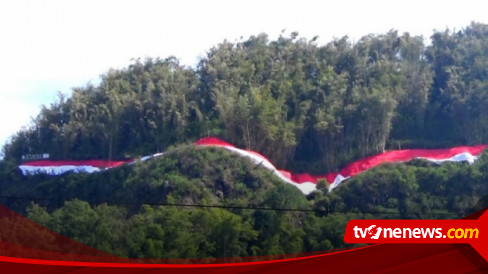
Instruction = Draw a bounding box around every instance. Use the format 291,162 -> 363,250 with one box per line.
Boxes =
4,22 -> 488,174
2,145 -> 488,258
3,23 -> 488,258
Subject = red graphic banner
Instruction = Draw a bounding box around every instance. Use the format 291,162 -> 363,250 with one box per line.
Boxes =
0,204 -> 486,271
344,210 -> 488,261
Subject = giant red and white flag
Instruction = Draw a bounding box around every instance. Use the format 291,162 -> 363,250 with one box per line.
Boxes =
19,137 -> 487,194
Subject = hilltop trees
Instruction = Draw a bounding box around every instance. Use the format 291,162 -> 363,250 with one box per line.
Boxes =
4,57 -> 200,161
4,22 -> 488,175
424,23 -> 488,145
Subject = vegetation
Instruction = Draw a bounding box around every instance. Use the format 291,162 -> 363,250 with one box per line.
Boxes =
1,145 -> 488,258
1,23 -> 488,258
4,23 -> 488,173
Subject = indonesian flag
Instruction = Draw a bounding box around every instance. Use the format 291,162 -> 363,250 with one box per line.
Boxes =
19,137 -> 487,195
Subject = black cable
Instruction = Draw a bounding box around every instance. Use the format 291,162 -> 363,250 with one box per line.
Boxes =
0,195 -> 461,216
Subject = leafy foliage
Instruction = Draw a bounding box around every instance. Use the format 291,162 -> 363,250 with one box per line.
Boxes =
2,23 -> 488,258
2,147 -> 488,258
7,23 -> 488,173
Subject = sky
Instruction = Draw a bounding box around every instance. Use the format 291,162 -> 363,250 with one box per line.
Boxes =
1,0 -> 487,154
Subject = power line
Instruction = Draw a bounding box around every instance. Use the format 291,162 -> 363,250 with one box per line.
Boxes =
0,195 -> 461,216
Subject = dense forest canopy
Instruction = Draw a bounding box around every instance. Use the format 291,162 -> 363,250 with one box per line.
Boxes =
4,22 -> 488,174
1,145 -> 488,258
1,23 -> 488,259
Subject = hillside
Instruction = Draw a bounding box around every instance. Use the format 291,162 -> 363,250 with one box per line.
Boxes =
1,145 -> 317,258
1,144 -> 488,258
